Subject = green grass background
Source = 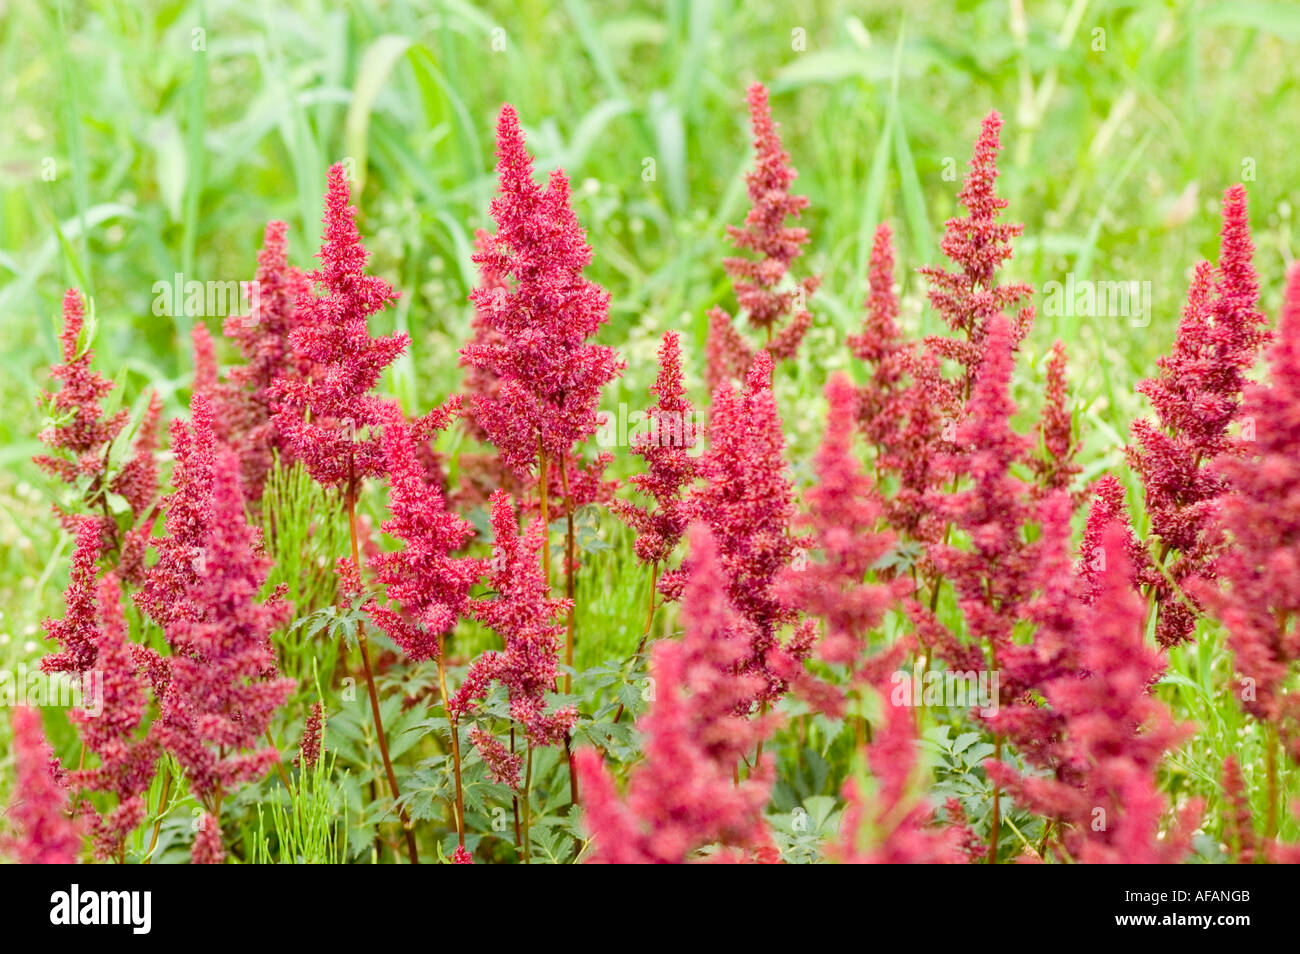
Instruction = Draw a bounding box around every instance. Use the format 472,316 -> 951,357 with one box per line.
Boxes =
3,0 -> 1299,855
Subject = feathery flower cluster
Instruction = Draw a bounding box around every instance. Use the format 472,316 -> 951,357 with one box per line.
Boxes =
136,396 -> 217,629
613,330 -> 698,592
40,516 -> 102,676
298,702 -> 324,769
448,490 -> 573,745
918,110 -> 1034,391
918,315 -> 1039,674
707,83 -> 819,389
2,707 -> 81,864
69,576 -> 160,861
1129,185 -> 1270,647
110,390 -> 163,521
366,413 -> 483,660
987,524 -> 1196,863
692,350 -> 803,705
848,223 -> 910,452
469,724 -> 522,790
152,449 -> 294,862
460,105 -> 622,478
1030,341 -> 1081,498
34,289 -> 129,517
576,525 -> 776,863
830,693 -> 966,864
218,220 -> 312,499
776,374 -> 910,712
270,163 -> 411,494
1195,264 -> 1300,756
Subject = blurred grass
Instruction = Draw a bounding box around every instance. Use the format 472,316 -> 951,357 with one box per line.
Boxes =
3,0 -> 1300,843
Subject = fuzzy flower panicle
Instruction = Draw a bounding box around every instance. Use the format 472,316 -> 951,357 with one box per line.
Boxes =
708,83 -> 819,383
576,525 -> 776,864
269,164 -> 411,492
69,575 -> 160,861
692,350 -> 803,706
152,449 -> 294,810
2,707 -> 82,864
1129,186 -> 1270,647
366,413 -> 483,660
613,330 -> 699,579
461,105 -> 623,477
448,490 -> 574,745
34,289 -> 129,493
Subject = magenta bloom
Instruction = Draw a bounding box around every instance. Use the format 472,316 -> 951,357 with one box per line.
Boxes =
448,490 -> 574,746
69,575 -> 160,861
270,163 -> 411,494
776,373 -> 910,711
220,220 -> 313,499
298,702 -> 324,770
469,725 -> 522,790
987,524 -> 1197,863
3,707 -> 81,864
136,395 -> 217,629
461,105 -> 622,478
152,449 -> 294,820
848,223 -> 909,452
1030,341 -> 1081,498
40,516 -> 102,676
576,525 -> 776,864
922,314 -> 1038,672
109,390 -> 163,522
1195,263 -> 1300,757
34,289 -> 128,504
1129,185 -> 1270,646
918,110 -> 1034,381
613,330 -> 699,589
830,696 -> 966,864
366,412 -> 483,661
708,82 -> 819,385
692,350 -> 802,706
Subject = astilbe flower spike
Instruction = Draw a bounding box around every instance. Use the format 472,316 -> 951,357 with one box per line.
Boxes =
69,575 -> 160,861
40,516 -> 102,677
136,394 -> 217,630
34,289 -> 129,526
298,702 -> 324,770
151,449 -> 294,863
829,691 -> 966,864
613,330 -> 699,598
987,523 -> 1197,863
691,350 -> 803,706
775,373 -> 911,714
918,110 -> 1034,390
1030,341 -> 1081,498
460,104 -> 623,479
2,707 -> 81,864
110,390 -> 163,521
366,412 -> 483,661
219,220 -> 312,499
448,490 -> 574,746
1129,185 -> 1270,647
918,313 -> 1038,674
269,163 -> 413,494
707,83 -> 819,388
575,525 -> 777,864
848,223 -> 910,453
1194,263 -> 1300,767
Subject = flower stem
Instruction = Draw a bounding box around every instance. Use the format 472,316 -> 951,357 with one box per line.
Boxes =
988,736 -> 1002,864
438,633 -> 466,847
142,767 -> 172,865
522,743 -> 533,864
346,479 -> 418,865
